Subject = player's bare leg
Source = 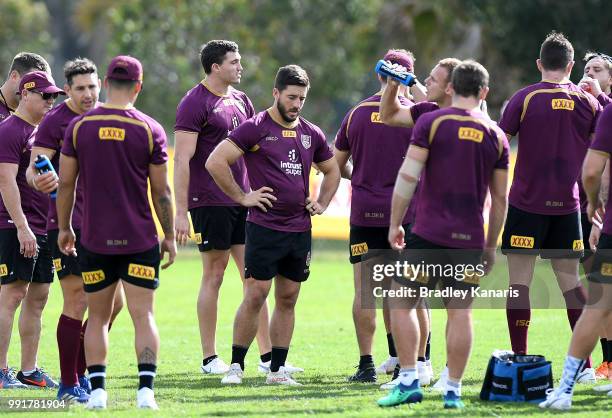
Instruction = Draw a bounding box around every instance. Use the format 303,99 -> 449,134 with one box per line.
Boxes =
19,282 -> 50,372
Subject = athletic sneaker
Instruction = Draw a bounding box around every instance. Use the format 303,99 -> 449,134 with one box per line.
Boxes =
595,362 -> 609,379
377,379 -> 423,407
258,360 -> 304,374
0,367 -> 28,389
86,388 -> 108,409
380,365 -> 400,390
376,356 -> 398,375
137,387 -> 159,409
347,363 -> 377,383
201,357 -> 230,375
576,368 -> 596,384
432,366 -> 448,392
443,391 -> 465,409
417,361 -> 432,386
221,363 -> 243,385
57,383 -> 90,403
266,366 -> 302,386
17,368 -> 59,388
538,388 -> 572,410
593,382 -> 612,393
79,375 -> 91,394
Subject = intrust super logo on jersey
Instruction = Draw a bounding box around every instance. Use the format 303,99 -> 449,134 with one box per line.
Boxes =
458,127 -> 484,143
99,127 -> 126,141
551,98 -> 574,111
128,263 -> 156,280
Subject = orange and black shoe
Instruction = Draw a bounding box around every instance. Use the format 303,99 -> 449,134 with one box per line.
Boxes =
595,361 -> 609,380
16,368 -> 58,388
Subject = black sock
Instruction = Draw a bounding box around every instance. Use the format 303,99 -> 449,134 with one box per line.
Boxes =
425,331 -> 431,360
231,345 -> 249,371
203,355 -> 218,366
270,347 -> 289,373
359,354 -> 373,368
88,365 -> 106,390
601,339 -> 608,362
387,333 -> 397,357
260,352 -> 272,363
418,356 -> 426,362
138,363 -> 156,390
606,340 -> 612,363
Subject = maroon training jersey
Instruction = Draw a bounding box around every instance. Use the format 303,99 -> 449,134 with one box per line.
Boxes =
499,81 -> 601,215
34,100 -> 85,231
228,110 -> 334,232
411,107 -> 509,249
589,105 -> 612,235
62,104 -> 168,254
174,82 -> 254,208
0,114 -> 49,234
334,94 -> 413,227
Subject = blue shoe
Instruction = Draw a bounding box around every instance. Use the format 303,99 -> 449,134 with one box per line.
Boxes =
377,379 -> 423,407
79,375 -> 91,394
57,383 -> 90,403
17,368 -> 58,388
0,367 -> 28,389
443,391 -> 465,409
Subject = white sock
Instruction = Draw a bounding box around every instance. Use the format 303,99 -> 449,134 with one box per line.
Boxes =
22,368 -> 37,376
445,378 -> 462,396
399,367 -> 418,386
559,355 -> 585,395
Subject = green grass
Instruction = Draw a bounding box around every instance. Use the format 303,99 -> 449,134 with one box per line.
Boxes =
2,245 -> 612,417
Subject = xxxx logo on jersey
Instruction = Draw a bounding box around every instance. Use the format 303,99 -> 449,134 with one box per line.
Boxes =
83,270 -> 105,284
510,235 -> 534,249
128,263 -> 156,280
551,98 -> 574,111
350,242 -> 368,257
0,264 -> 7,277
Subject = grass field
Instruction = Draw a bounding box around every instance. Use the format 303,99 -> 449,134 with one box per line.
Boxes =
3,243 -> 612,417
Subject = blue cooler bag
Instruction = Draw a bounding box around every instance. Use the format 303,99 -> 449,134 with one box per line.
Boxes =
480,350 -> 553,403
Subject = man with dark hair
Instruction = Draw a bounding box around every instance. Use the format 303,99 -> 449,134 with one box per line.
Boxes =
174,40 -> 276,375
57,55 -> 176,409
207,64 -> 340,385
0,71 -> 64,390
499,32 -> 601,383
25,58 -> 124,403
378,60 -> 509,409
0,52 -> 50,122
334,49 -> 423,385
379,56 -> 461,391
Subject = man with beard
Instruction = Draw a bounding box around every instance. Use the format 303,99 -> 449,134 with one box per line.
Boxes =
26,58 -> 124,402
207,65 -> 340,385
0,71 -> 63,389
174,40 -> 277,375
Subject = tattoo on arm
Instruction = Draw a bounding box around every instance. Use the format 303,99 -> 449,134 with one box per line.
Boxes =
156,194 -> 173,235
138,346 -> 157,364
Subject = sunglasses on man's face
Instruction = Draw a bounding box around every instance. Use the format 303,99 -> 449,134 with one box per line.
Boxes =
31,90 -> 59,100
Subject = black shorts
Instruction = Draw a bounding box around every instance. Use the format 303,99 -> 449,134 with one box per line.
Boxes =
0,229 -> 53,285
245,222 -> 311,282
400,233 -> 483,292
79,244 -> 160,293
349,224 -> 411,264
588,233 -> 612,284
501,205 -> 583,259
580,213 -> 594,262
47,229 -> 82,279
189,206 -> 247,252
